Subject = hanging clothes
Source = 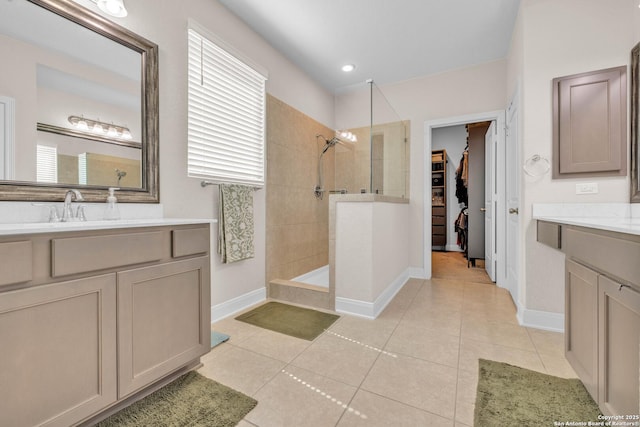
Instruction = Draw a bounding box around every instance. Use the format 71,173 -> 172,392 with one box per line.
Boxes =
455,148 -> 469,205
461,150 -> 469,186
454,207 -> 468,251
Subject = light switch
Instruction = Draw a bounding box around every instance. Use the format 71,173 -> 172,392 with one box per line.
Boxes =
575,182 -> 599,194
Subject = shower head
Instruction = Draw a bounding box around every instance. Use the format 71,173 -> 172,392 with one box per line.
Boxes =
321,137 -> 340,155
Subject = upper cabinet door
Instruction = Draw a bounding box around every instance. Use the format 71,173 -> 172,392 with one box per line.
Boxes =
552,66 -> 627,178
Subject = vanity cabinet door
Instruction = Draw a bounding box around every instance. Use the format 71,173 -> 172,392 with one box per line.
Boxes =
598,275 -> 640,417
0,275 -> 117,427
117,256 -> 211,398
565,259 -> 599,401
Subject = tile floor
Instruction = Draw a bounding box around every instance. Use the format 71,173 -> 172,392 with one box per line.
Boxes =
199,252 -> 575,426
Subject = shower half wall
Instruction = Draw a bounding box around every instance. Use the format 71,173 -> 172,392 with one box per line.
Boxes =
265,95 -> 335,309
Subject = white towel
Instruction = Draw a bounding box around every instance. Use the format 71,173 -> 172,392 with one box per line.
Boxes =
218,184 -> 255,263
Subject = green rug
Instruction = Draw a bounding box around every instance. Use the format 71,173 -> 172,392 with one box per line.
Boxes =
475,359 -> 601,426
235,301 -> 339,340
96,371 -> 256,427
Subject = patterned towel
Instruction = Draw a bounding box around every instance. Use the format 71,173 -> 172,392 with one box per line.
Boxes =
218,184 -> 255,263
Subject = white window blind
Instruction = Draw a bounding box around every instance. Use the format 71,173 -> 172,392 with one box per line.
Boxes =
36,144 -> 57,183
187,28 -> 266,187
78,153 -> 87,185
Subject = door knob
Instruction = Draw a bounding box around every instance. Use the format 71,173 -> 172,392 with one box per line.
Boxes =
509,208 -> 519,214
480,208 -> 487,212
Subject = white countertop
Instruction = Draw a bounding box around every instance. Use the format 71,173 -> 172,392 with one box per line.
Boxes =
532,203 -> 640,236
0,218 -> 216,236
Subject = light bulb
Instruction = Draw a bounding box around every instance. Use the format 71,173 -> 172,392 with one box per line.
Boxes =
77,120 -> 89,131
92,122 -> 104,133
121,129 -> 132,139
107,126 -> 118,137
97,0 -> 128,17
341,64 -> 355,72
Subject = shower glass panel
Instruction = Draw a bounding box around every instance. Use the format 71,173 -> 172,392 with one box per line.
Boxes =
333,81 -> 409,197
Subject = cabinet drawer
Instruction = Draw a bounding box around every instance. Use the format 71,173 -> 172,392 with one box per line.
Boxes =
432,216 -> 446,226
172,227 -> 209,258
537,221 -> 561,249
432,235 -> 447,246
432,225 -> 446,235
565,228 -> 640,286
52,231 -> 165,277
0,241 -> 32,287
432,207 -> 445,217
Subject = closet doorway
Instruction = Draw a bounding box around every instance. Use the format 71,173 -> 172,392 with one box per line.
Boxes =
424,110 -> 507,289
431,121 -> 492,277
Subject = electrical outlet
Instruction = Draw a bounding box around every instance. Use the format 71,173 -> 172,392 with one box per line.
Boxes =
575,182 -> 599,195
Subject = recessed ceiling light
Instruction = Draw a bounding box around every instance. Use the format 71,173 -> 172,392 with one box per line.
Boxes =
341,64 -> 355,72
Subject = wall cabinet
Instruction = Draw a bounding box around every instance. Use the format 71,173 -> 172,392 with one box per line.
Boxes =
542,222 -> 640,416
0,223 -> 211,427
552,66 -> 627,179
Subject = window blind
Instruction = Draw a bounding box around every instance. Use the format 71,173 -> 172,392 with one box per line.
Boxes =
187,28 -> 266,187
36,144 -> 57,183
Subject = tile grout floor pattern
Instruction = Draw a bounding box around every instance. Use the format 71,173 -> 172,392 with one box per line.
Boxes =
199,251 -> 575,427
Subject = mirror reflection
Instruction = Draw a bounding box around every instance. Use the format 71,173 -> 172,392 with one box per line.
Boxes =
0,0 -> 142,189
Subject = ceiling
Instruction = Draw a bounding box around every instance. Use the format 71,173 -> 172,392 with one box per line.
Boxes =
219,0 -> 522,93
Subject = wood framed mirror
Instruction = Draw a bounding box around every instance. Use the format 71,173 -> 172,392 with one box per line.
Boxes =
0,0 -> 158,203
631,42 -> 640,202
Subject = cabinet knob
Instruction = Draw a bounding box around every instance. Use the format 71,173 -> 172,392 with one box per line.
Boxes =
480,208 -> 487,212
509,208 -> 519,215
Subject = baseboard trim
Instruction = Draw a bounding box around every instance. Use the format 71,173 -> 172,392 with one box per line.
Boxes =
407,267 -> 426,279
517,306 -> 564,333
211,287 -> 266,323
336,268 -> 411,319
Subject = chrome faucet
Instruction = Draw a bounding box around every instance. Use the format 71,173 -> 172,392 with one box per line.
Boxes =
62,189 -> 85,222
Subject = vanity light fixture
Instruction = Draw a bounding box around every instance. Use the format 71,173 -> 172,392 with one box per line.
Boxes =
68,115 -> 133,140
93,0 -> 128,17
341,64 -> 356,72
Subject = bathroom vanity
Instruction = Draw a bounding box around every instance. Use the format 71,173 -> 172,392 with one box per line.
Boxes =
534,206 -> 640,417
0,220 -> 211,427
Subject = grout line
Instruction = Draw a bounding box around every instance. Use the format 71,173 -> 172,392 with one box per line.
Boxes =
335,278 -> 426,426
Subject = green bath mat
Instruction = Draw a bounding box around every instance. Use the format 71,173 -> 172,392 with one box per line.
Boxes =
96,371 -> 256,427
474,359 -> 601,426
235,301 -> 339,340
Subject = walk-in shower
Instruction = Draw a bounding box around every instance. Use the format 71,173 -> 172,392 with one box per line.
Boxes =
265,81 -> 409,304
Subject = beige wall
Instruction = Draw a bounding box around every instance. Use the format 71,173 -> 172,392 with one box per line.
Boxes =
513,0 -> 636,314
70,0 -> 336,311
336,59 -> 507,272
266,95 -> 334,282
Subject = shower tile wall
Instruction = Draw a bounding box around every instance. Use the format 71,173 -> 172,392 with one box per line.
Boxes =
266,95 -> 335,283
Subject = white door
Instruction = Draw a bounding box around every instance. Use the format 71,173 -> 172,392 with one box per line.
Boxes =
484,121 -> 497,281
505,97 -> 520,304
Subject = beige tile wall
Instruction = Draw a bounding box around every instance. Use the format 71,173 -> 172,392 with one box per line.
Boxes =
266,95 -> 335,283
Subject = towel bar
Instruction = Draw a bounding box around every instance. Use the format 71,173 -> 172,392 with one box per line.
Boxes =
200,180 -> 262,190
